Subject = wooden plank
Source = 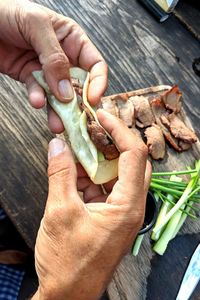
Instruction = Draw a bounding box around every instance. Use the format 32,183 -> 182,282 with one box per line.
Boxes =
174,0 -> 200,41
105,89 -> 200,300
0,0 -> 199,299
146,233 -> 200,300
0,76 -> 53,248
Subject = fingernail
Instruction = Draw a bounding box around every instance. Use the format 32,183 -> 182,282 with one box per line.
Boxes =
58,79 -> 74,100
48,138 -> 65,158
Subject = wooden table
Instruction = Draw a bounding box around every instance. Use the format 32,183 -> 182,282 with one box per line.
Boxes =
0,0 -> 199,299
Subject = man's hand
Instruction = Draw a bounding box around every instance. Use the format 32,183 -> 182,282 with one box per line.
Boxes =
32,110 -> 151,300
0,0 -> 107,133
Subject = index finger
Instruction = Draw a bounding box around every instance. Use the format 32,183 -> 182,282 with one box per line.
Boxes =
97,109 -> 149,207
60,20 -> 108,104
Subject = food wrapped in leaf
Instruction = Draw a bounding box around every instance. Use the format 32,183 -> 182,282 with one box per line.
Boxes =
33,67 -> 119,184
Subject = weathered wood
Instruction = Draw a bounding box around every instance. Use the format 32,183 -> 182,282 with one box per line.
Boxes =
0,76 -> 53,247
146,234 -> 200,300
106,95 -> 200,300
174,0 -> 200,41
0,0 -> 199,299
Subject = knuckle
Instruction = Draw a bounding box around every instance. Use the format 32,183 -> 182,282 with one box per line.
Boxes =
44,200 -> 78,232
45,204 -> 67,227
110,204 -> 145,232
126,142 -> 148,163
48,164 -> 74,182
44,189 -> 82,232
66,17 -> 78,27
42,210 -> 63,240
44,201 -> 81,236
43,52 -> 70,72
122,206 -> 145,230
68,19 -> 85,36
15,4 -> 50,43
135,142 -> 148,159
15,6 -> 27,38
110,118 -> 127,137
26,7 -> 49,25
50,52 -> 69,65
71,22 -> 82,33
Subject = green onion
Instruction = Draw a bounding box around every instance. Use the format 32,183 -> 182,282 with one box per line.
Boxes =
132,160 -> 200,256
152,160 -> 200,236
152,169 -> 197,176
132,234 -> 145,256
151,175 -> 181,242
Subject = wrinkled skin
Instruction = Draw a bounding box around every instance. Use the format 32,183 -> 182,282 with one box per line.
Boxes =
0,0 -> 108,133
32,110 -> 151,300
0,1 -> 152,299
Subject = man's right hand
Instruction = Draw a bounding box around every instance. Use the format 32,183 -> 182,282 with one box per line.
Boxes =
32,110 -> 151,300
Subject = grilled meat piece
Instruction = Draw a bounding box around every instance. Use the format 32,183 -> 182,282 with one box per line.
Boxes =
150,98 -> 181,151
72,78 -> 120,161
130,95 -> 155,128
101,98 -> 119,117
161,85 -> 182,113
145,124 -> 165,160
179,141 -> 192,151
87,120 -> 119,160
116,98 -> 135,127
160,113 -> 197,144
102,95 -> 135,127
83,106 -> 119,161
73,78 -> 197,161
71,78 -> 83,97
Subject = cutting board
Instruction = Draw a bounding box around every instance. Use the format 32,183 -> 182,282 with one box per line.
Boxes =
105,90 -> 200,300
57,85 -> 200,300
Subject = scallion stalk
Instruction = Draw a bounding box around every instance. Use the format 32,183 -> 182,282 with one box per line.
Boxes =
132,234 -> 144,256
152,169 -> 197,176
132,160 -> 200,256
151,175 -> 181,242
152,161 -> 200,236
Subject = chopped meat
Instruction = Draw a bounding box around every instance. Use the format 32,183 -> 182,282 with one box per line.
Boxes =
130,96 -> 155,128
79,103 -> 119,161
160,114 -> 170,127
87,121 -> 119,160
160,113 -> 197,144
179,141 -> 192,151
71,78 -> 81,87
116,98 -> 135,127
161,86 -> 182,113
101,98 -> 119,117
145,124 -> 165,160
163,130 -> 182,151
112,94 -> 128,102
150,98 -> 182,151
72,78 -> 83,96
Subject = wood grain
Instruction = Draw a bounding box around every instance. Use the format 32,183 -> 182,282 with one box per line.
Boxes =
146,233 -> 200,300
0,76 -> 53,247
0,0 -> 199,299
174,0 -> 200,41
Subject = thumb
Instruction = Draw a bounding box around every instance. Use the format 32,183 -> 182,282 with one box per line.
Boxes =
47,138 -> 79,211
28,9 -> 73,102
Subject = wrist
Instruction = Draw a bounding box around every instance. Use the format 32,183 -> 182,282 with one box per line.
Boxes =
30,286 -> 101,300
31,265 -> 111,300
